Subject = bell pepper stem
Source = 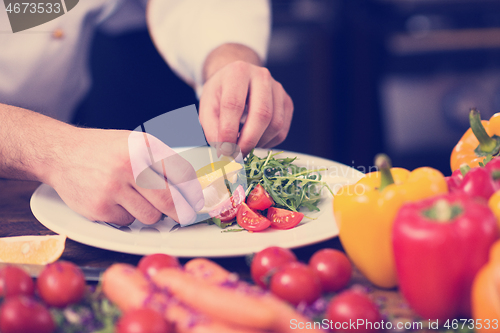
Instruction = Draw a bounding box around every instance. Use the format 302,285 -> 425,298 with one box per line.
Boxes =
492,170 -> 500,180
375,154 -> 395,191
459,164 -> 471,177
424,199 -> 463,223
470,109 -> 498,153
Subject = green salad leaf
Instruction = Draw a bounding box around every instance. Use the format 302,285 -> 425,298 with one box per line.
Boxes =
207,217 -> 236,229
243,150 -> 333,212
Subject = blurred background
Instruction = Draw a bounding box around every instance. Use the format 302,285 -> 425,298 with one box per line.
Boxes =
72,0 -> 500,176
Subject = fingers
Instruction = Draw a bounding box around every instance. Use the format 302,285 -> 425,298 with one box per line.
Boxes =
130,132 -> 204,222
158,155 -> 204,212
217,68 -> 250,149
87,202 -> 136,226
199,86 -> 220,146
133,161 -> 198,225
199,61 -> 294,156
237,68 -> 273,156
256,81 -> 286,148
116,187 -> 163,225
262,90 -> 294,148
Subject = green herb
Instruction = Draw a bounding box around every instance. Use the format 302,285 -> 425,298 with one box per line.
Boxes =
207,217 -> 236,229
221,228 -> 246,233
244,150 -> 333,212
52,285 -> 121,333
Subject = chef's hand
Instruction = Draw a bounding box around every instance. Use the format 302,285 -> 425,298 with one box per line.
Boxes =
199,43 -> 294,156
48,128 -> 204,226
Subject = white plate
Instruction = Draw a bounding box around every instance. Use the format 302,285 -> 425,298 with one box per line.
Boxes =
30,149 -> 363,258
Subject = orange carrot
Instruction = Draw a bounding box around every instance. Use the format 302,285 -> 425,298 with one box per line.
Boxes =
152,267 -> 325,332
102,264 -> 266,333
184,258 -> 234,284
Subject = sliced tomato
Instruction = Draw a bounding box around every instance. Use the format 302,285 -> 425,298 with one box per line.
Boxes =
267,207 -> 304,230
237,203 -> 271,231
209,185 -> 245,222
247,184 -> 274,210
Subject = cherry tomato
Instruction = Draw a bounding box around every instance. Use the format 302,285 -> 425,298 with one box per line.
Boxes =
251,246 -> 297,288
267,207 -> 304,230
0,266 -> 35,297
209,185 -> 245,222
0,295 -> 55,333
326,289 -> 381,333
236,203 -> 271,231
36,261 -> 85,308
138,253 -> 181,278
116,308 -> 171,333
247,184 -> 274,210
269,262 -> 321,306
309,248 -> 352,293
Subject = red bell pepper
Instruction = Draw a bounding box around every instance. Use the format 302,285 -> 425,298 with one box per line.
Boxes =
393,192 -> 499,320
446,156 -> 500,201
445,169 -> 463,193
458,167 -> 497,200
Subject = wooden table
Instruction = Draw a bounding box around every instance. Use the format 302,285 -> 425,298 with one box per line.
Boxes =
0,178 -> 425,330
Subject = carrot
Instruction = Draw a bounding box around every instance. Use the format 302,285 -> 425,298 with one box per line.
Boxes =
152,267 -> 325,332
184,258 -> 234,284
102,263 -> 266,333
101,263 -> 162,312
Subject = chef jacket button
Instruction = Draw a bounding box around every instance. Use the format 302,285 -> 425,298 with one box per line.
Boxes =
52,28 -> 64,39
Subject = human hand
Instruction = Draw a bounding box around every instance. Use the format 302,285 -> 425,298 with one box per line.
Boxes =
199,60 -> 294,156
46,128 -> 204,226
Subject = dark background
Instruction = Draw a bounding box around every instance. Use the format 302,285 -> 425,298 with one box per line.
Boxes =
72,0 -> 500,176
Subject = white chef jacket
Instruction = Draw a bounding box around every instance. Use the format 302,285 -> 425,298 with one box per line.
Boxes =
0,0 -> 270,122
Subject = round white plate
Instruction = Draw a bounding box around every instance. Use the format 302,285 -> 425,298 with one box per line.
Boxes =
30,149 -> 363,257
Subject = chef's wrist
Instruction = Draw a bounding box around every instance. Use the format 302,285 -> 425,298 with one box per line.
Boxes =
33,123 -> 81,186
202,43 -> 262,83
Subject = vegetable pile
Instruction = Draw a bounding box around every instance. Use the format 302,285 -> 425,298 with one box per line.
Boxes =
0,247 -> 484,333
0,261 -> 120,333
333,108 -> 500,328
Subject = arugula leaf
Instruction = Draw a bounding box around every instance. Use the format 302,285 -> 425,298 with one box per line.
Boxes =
208,217 -> 236,229
222,228 -> 246,233
244,150 -> 333,212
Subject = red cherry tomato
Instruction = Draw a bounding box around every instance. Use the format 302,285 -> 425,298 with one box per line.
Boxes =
326,290 -> 382,333
309,249 -> 352,293
251,246 -> 297,288
116,308 -> 171,333
209,185 -> 245,222
236,203 -> 271,231
0,295 -> 55,333
247,184 -> 274,210
138,253 -> 181,278
36,261 -> 85,308
269,262 -> 321,306
0,266 -> 35,297
267,207 -> 304,230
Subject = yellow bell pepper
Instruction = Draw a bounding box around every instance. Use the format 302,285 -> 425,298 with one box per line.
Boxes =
472,240 -> 500,330
334,155 -> 448,288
